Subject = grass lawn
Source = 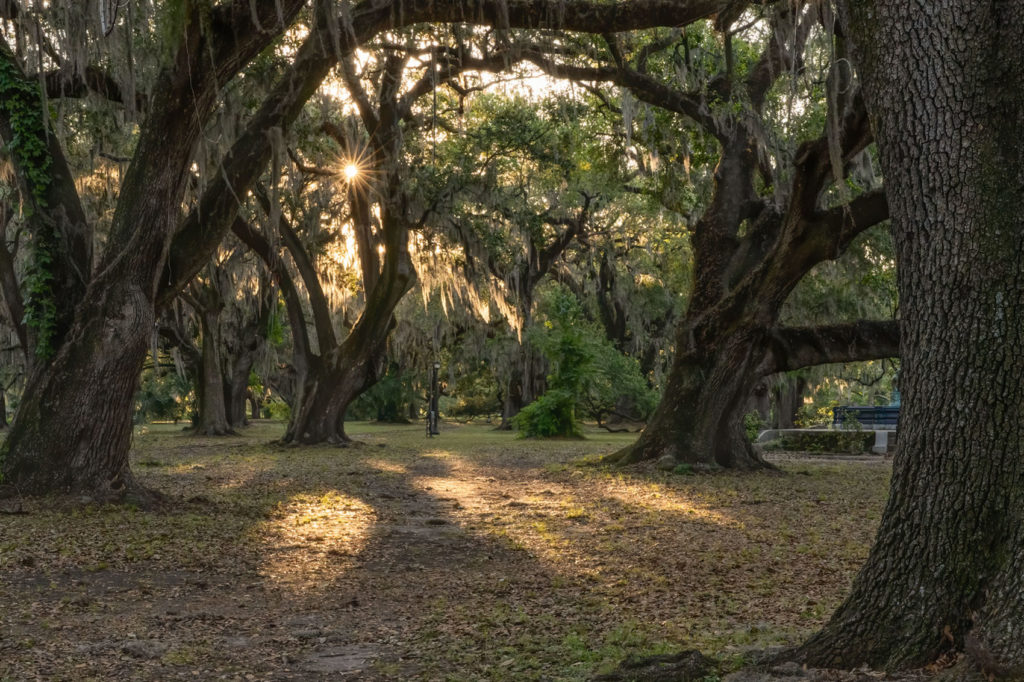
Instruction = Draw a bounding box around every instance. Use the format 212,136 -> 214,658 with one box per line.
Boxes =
0,421 -> 891,681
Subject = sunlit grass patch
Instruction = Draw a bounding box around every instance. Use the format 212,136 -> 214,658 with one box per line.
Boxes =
257,490 -> 375,590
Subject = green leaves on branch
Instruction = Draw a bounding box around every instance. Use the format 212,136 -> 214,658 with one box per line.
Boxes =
0,42 -> 57,358
515,284 -> 658,438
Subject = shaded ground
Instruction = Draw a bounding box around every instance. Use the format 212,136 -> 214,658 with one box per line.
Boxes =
1,421 -> 895,681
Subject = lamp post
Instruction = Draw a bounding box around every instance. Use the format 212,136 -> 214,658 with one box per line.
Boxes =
428,362 -> 441,437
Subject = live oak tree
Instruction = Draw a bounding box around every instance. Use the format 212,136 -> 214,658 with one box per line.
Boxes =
0,0 -> 744,498
436,94 -> 607,427
159,249 -> 276,435
522,4 -> 898,467
788,1 -> 1024,677
0,0 -> 311,501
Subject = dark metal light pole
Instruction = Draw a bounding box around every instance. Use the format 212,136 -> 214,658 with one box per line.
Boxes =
428,362 -> 440,436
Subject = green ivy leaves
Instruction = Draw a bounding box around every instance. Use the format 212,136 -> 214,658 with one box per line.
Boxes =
0,42 -> 57,358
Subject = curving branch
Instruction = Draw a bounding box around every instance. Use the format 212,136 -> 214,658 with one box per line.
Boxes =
230,217 -> 314,369
162,0 -> 734,304
759,319 -> 900,376
520,50 -> 719,136
815,187 -> 889,254
251,185 -> 339,352
42,65 -> 147,110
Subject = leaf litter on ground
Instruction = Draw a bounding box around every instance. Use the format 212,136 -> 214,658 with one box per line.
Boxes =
0,421 -> 903,681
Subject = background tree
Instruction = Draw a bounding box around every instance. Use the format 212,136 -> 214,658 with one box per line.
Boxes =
0,0 -> 731,498
515,282 -> 657,437
437,93 -> 607,426
519,4 -> 897,467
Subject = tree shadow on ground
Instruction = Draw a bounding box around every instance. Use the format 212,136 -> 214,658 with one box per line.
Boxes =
0,422 -> 890,681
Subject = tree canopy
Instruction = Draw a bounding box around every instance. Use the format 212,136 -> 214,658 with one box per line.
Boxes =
13,0 -> 1024,677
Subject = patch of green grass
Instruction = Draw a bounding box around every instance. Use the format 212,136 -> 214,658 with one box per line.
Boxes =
162,648 -> 197,665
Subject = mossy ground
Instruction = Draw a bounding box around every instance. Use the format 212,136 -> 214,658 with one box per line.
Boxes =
0,421 -> 891,681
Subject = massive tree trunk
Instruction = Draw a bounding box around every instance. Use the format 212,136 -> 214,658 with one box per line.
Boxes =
0,40 -> 225,497
617,322 -> 774,468
0,1 -> 308,500
1,281 -> 154,500
284,345 -> 384,444
792,2 -> 1024,676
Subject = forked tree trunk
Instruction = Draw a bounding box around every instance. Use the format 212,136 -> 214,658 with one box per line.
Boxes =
611,322 -> 771,468
279,212 -> 415,444
792,2 -> 1024,676
590,7 -> 893,469
0,283 -> 154,501
283,351 -> 381,444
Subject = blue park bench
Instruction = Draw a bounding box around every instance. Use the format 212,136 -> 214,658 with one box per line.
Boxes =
832,405 -> 900,429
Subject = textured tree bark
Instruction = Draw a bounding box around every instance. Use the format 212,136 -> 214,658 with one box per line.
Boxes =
0,1 -> 306,500
792,2 -> 1024,677
0,282 -> 155,501
194,304 -> 233,436
611,321 -> 773,468
588,5 -> 894,469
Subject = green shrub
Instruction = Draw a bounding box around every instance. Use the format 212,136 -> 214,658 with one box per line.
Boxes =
263,401 -> 291,421
134,370 -> 191,423
513,389 -> 581,438
764,430 -> 873,453
515,283 -> 657,438
743,412 -> 765,442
